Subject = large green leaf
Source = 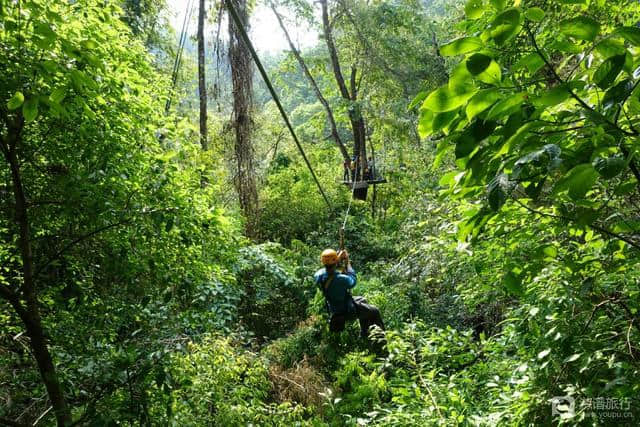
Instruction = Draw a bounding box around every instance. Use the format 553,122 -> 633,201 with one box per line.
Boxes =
440,37 -> 484,56
465,0 -> 484,19
455,120 -> 497,158
595,39 -> 626,59
419,109 -> 459,138
486,92 -> 526,120
449,62 -> 475,95
433,110 -> 459,133
7,91 -> 24,110
477,60 -> 502,85
495,121 -> 538,157
603,79 -> 634,108
422,86 -> 476,112
466,89 -> 501,120
490,0 -> 506,11
512,144 -> 562,179
534,85 -> 570,107
502,271 -> 524,296
490,8 -> 522,45
559,16 -> 601,42
50,87 -> 66,104
418,109 -> 435,138
23,97 -> 39,122
614,26 -> 640,46
556,164 -> 599,200
593,54 -> 625,89
525,7 -> 545,22
465,54 -> 502,85
466,53 -> 492,75
514,53 -> 545,74
593,156 -> 626,179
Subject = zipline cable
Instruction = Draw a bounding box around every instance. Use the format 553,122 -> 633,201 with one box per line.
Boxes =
166,0 -> 194,113
224,0 -> 333,211
339,177 -> 357,250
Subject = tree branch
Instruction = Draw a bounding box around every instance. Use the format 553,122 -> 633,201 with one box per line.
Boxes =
526,23 -> 640,185
320,0 -> 351,101
270,2 -> 350,160
35,218 -> 132,277
526,23 -> 636,137
512,198 -> 640,250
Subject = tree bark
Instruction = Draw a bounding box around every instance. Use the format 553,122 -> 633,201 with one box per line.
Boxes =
320,0 -> 367,180
228,0 -> 258,236
1,120 -> 72,426
198,0 -> 208,151
271,4 -> 350,161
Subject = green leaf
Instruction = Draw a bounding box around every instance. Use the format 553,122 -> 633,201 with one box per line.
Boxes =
465,54 -> 502,85
525,7 -> 545,22
418,109 -> 435,138
559,16 -> 601,42
465,0 -> 484,19
595,39 -> 626,59
440,37 -> 484,56
50,87 -> 66,104
478,60 -> 502,85
7,91 -> 24,110
551,39 -> 583,54
23,97 -> 39,123
502,271 -> 523,296
556,164 -> 599,200
490,8 -> 522,45
486,92 -> 526,120
466,53 -> 492,75
33,22 -> 57,49
433,110 -> 459,133
514,53 -> 545,74
534,85 -> 570,107
593,54 -> 625,89
512,144 -> 562,178
603,79 -> 634,108
408,91 -> 428,110
466,89 -> 501,120
455,120 -> 497,158
449,62 -> 474,95
489,0 -> 506,11
495,122 -> 538,157
422,86 -> 476,112
593,156 -> 625,179
614,26 -> 640,46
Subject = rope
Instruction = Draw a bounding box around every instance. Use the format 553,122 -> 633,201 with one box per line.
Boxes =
339,176 -> 358,250
224,0 -> 333,211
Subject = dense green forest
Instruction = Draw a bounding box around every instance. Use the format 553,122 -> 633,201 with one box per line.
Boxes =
2,0 -> 640,425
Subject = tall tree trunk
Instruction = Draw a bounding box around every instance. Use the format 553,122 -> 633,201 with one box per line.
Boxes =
320,0 -> 366,180
271,4 -> 350,161
198,0 -> 208,150
228,0 -> 258,236
0,120 -> 72,426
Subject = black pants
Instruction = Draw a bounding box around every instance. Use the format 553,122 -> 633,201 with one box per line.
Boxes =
329,296 -> 385,339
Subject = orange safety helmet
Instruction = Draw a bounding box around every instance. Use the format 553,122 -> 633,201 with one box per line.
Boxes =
320,248 -> 339,266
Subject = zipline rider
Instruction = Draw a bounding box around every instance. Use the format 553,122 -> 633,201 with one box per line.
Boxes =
314,249 -> 385,340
